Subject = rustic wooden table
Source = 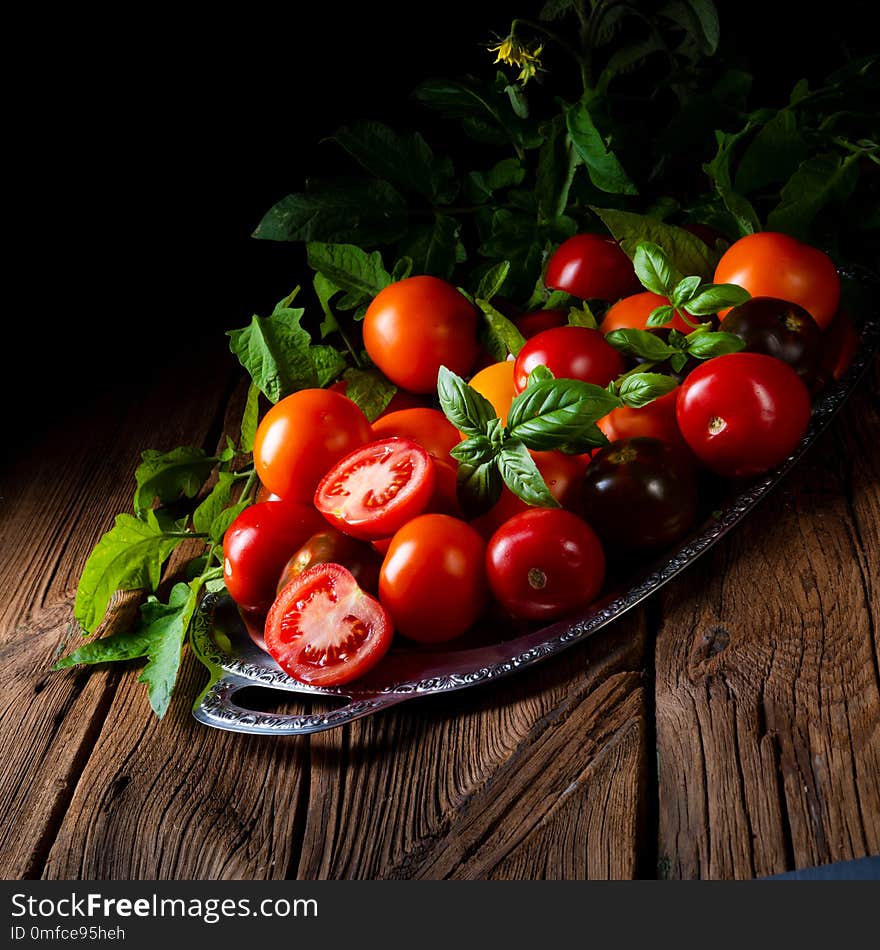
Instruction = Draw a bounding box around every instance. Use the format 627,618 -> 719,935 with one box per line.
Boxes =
1,339 -> 877,881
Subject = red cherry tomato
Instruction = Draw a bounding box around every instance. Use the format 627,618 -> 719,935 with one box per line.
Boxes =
485,509 -> 606,621
370,408 -> 461,464
428,459 -> 463,517
513,310 -> 568,339
363,276 -> 479,393
379,514 -> 487,643
265,564 -> 393,687
314,437 -> 435,541
600,291 -> 694,335
276,528 -> 382,595
597,388 -> 689,453
513,326 -> 625,393
253,389 -> 373,503
676,352 -> 812,478
544,234 -> 641,301
222,500 -> 326,613
713,232 -> 840,329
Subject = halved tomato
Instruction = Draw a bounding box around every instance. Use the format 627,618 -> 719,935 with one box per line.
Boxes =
265,564 -> 393,686
314,437 -> 435,540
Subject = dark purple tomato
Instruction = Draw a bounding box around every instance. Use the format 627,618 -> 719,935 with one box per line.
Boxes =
719,296 -> 822,384
581,437 -> 698,553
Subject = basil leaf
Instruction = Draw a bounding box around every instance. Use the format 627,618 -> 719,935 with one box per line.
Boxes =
73,515 -> 183,634
685,283 -> 751,316
604,329 -> 676,361
559,423 -> 610,454
617,373 -> 678,409
475,261 -> 511,302
456,459 -> 503,518
497,441 -> 560,508
134,447 -> 216,519
670,274 -> 703,309
633,242 -> 683,297
526,365 -> 555,387
646,305 -> 676,327
449,435 -> 498,466
476,297 -> 527,359
685,331 -> 747,359
437,366 -> 498,437
670,351 -> 689,373
507,379 -> 620,449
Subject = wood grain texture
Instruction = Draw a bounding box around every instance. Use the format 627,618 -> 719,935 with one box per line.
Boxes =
655,369 -> 880,879
0,345 -> 237,879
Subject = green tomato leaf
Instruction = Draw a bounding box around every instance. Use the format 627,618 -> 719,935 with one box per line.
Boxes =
632,242 -> 683,297
210,498 -> 250,547
617,373 -> 678,409
341,367 -> 397,423
646,304 -> 676,327
313,271 -> 342,338
684,331 -> 747,359
703,127 -> 762,237
476,298 -> 527,360
670,275 -> 703,309
332,120 -> 444,201
591,207 -> 719,281
311,346 -> 347,388
604,329 -> 676,361
391,257 -> 414,282
537,113 -> 581,220
253,178 -> 407,246
507,379 -> 621,449
767,153 -> 861,241
437,366 -> 498,438
227,306 -> 317,404
497,441 -> 560,509
684,283 -> 751,316
566,97 -> 638,196
192,471 -> 237,537
734,108 -> 808,196
464,158 -> 526,204
398,214 -> 462,281
73,514 -> 183,634
133,446 -> 216,519
239,382 -> 260,454
306,243 -> 391,308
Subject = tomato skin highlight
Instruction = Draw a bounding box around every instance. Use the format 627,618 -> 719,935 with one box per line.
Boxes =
379,514 -> 488,643
675,352 -> 812,478
545,234 -> 641,301
314,437 -> 435,541
223,500 -> 326,613
513,326 -> 625,393
363,276 -> 479,393
486,509 -> 606,621
253,388 -> 373,503
713,232 -> 840,329
265,564 -> 393,687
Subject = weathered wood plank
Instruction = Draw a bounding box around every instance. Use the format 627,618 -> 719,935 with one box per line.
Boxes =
295,613 -> 647,880
0,345 -> 237,879
655,371 -> 880,879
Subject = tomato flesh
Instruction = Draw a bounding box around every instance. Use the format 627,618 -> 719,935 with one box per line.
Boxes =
265,564 -> 393,686
314,437 -> 435,540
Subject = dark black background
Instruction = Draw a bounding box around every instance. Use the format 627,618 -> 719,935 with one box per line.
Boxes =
13,1 -> 872,447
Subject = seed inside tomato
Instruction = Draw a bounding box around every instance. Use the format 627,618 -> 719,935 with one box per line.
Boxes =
314,437 -> 435,541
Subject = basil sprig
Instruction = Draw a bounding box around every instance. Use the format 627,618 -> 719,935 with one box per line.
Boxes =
605,324 -> 746,372
631,241 -> 750,329
440,364 -> 677,514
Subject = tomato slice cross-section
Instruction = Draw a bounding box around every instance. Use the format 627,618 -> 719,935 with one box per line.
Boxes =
265,563 -> 393,686
314,437 -> 435,540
